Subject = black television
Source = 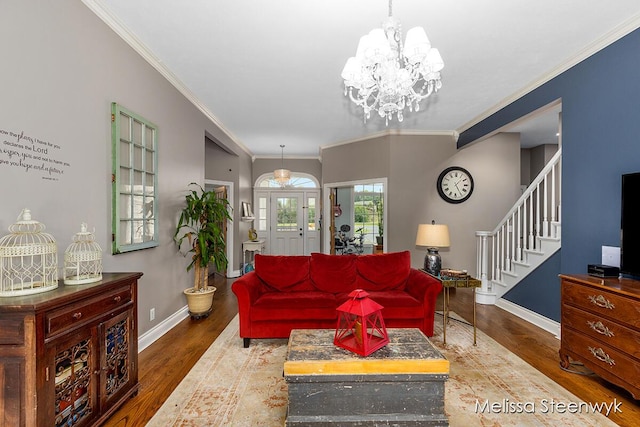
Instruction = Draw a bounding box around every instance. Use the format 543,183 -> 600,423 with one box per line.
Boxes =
621,172 -> 640,277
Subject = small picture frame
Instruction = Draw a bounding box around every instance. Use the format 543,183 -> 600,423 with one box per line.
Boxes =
241,202 -> 254,218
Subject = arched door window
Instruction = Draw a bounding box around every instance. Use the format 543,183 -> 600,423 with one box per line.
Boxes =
256,173 -> 319,189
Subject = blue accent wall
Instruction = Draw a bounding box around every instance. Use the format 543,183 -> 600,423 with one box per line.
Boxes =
503,251 -> 562,321
458,29 -> 640,317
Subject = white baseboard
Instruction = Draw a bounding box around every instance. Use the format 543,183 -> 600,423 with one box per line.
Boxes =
495,298 -> 561,339
138,305 -> 190,352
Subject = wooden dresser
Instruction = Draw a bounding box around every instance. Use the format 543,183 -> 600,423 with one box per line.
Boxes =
0,272 -> 142,427
559,274 -> 640,399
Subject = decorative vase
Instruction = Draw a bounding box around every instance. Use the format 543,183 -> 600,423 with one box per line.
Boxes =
183,286 -> 217,318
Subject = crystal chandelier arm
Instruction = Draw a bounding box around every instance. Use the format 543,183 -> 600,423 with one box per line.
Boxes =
347,86 -> 379,111
341,0 -> 443,125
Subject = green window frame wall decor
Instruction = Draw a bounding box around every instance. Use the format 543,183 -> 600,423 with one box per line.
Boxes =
111,103 -> 158,254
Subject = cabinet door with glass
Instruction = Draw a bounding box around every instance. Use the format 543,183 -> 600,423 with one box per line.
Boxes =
44,329 -> 99,427
99,309 -> 136,411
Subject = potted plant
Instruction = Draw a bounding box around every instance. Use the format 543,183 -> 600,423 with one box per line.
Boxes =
174,182 -> 232,318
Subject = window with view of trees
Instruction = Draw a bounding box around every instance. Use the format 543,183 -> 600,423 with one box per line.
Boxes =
276,197 -> 298,231
353,183 -> 384,246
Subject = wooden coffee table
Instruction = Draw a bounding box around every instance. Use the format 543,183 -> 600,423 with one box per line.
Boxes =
283,328 -> 450,426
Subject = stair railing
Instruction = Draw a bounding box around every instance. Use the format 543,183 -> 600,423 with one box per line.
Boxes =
476,148 -> 562,297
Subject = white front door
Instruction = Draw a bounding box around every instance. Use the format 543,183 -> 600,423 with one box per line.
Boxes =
271,192 -> 304,255
269,191 -> 320,255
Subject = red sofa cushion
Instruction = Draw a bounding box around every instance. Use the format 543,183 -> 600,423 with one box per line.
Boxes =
310,253 -> 357,293
335,290 -> 423,321
254,255 -> 313,291
252,291 -> 337,321
355,251 -> 411,291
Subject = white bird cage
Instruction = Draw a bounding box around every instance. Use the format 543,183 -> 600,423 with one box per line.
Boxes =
64,223 -> 103,285
0,209 -> 58,297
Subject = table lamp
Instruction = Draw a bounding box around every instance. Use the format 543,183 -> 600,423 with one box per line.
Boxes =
416,220 -> 450,276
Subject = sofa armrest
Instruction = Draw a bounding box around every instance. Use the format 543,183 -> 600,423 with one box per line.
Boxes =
406,268 -> 443,335
231,272 -> 264,338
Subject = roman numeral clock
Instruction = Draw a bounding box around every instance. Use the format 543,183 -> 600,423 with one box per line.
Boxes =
437,166 -> 474,204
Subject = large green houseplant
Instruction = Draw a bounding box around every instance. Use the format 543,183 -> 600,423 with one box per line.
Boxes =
174,183 -> 232,317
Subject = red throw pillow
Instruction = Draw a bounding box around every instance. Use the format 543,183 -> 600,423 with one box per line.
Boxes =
355,251 -> 411,291
310,253 -> 357,293
255,255 -> 311,291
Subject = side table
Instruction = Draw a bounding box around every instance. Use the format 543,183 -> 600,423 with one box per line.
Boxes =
242,239 -> 265,273
423,269 -> 481,346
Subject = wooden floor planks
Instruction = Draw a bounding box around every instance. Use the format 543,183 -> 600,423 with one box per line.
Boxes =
102,275 -> 640,427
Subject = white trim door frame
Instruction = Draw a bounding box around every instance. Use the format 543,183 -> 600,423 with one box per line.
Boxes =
205,179 -> 235,277
323,178 -> 387,255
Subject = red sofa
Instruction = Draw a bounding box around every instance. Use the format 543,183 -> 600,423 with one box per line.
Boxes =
232,251 -> 442,347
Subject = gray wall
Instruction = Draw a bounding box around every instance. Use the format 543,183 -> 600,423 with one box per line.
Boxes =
0,0 -> 251,335
204,139 -> 253,271
321,133 -> 521,273
527,144 -> 558,183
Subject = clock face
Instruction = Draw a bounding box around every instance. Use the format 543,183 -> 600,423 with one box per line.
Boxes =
437,167 -> 474,203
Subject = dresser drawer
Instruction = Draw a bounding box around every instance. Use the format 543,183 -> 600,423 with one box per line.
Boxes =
562,328 -> 640,390
562,304 -> 640,358
562,281 -> 640,330
0,314 -> 25,345
46,285 -> 132,337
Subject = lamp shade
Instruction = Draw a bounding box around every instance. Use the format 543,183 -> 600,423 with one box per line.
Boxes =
416,223 -> 450,248
273,168 -> 291,183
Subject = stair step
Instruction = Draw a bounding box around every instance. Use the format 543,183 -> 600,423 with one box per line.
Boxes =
524,248 -> 544,256
491,279 -> 508,289
512,260 -> 531,268
501,269 -> 518,278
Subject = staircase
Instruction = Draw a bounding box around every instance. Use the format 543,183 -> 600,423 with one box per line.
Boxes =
475,148 -> 562,305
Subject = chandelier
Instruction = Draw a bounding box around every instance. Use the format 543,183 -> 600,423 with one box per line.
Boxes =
341,0 -> 444,125
273,144 -> 291,185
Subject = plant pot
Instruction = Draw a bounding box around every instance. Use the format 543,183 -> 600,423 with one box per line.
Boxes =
183,286 -> 217,318
376,236 -> 383,245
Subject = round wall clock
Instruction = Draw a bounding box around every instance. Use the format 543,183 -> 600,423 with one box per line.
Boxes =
437,166 -> 474,204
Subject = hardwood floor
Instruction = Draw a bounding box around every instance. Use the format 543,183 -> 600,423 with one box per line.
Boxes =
104,275 -> 640,427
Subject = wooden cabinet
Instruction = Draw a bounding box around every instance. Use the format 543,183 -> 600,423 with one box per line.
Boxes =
0,272 -> 142,427
559,274 -> 640,399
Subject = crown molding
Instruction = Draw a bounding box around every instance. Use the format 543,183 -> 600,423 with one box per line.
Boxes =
319,129 -> 457,154
82,0 -> 253,158
253,154 -> 322,161
457,13 -> 640,135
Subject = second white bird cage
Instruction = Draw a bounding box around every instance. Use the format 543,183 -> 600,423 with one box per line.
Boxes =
64,223 -> 103,285
0,209 -> 59,297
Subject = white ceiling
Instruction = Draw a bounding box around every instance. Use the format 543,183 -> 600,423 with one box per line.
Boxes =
85,0 -> 640,157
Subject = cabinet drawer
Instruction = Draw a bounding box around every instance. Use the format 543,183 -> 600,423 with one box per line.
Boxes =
46,286 -> 132,337
562,328 -> 640,389
562,304 -> 640,358
0,314 -> 25,345
562,281 -> 640,330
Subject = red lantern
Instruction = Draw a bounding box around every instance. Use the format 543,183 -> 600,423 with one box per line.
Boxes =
334,289 -> 389,356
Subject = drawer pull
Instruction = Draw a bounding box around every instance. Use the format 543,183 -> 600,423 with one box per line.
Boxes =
587,320 -> 614,337
588,346 -> 615,366
113,296 -> 121,303
588,294 -> 615,310
72,312 -> 83,320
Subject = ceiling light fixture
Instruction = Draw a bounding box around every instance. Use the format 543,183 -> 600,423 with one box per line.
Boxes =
273,144 -> 291,186
341,0 -> 444,125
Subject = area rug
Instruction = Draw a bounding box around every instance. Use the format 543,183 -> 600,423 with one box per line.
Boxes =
147,315 -> 618,426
